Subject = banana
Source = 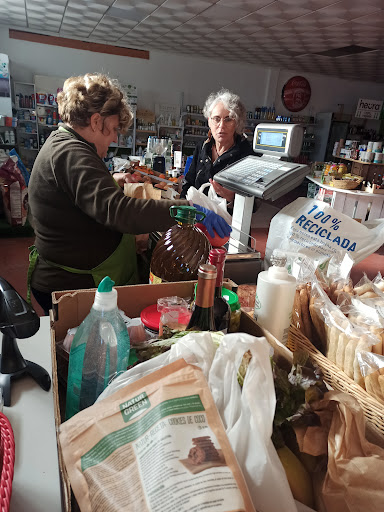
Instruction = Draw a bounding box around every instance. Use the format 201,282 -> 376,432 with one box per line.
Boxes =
277,445 -> 315,508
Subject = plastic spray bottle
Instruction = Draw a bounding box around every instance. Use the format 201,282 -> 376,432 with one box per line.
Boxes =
254,251 -> 296,345
65,276 -> 130,419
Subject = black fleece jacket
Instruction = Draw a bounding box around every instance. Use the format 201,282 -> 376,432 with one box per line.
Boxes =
180,134 -> 256,198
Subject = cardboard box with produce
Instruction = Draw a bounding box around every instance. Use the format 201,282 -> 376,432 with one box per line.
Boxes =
52,276 -> 384,512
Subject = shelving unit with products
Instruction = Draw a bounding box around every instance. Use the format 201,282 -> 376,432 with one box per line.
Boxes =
13,81 -> 39,170
135,109 -> 156,156
36,100 -> 59,148
157,124 -> 183,152
108,111 -> 136,158
181,111 -> 209,156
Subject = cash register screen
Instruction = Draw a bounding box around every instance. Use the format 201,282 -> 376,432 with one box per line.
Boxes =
255,127 -> 287,154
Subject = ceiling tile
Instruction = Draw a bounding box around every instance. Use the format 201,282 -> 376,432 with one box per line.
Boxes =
352,11 -> 384,28
317,0 -> 381,21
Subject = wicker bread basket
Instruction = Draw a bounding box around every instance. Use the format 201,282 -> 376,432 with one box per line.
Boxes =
330,176 -> 364,190
287,325 -> 384,440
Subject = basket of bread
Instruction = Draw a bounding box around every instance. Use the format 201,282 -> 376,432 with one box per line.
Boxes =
288,261 -> 384,439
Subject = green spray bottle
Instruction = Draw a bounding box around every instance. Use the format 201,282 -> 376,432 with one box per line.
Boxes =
65,276 -> 130,420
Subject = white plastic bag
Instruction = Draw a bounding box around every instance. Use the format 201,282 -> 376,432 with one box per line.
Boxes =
186,184 -> 232,225
98,331 -> 299,512
265,197 -> 384,267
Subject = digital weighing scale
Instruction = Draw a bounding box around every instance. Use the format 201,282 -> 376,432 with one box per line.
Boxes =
215,123 -> 309,255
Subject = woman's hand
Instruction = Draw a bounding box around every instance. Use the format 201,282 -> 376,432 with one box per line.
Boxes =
112,172 -> 140,188
209,178 -> 235,203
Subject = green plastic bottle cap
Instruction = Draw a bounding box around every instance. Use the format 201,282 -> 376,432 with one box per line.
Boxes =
169,205 -> 198,224
97,276 -> 115,292
221,288 -> 241,312
194,284 -> 240,312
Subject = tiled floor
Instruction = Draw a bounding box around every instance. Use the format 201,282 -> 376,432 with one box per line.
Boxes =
1,205 -> 382,317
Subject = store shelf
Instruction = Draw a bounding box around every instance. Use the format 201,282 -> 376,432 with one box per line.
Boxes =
182,112 -> 204,118
15,107 -> 36,111
109,144 -> 133,149
19,147 -> 39,151
136,129 -> 156,133
184,124 -> 208,129
36,103 -> 58,109
18,131 -> 38,135
184,134 -> 207,138
158,125 -> 183,129
38,124 -> 57,129
335,156 -> 384,166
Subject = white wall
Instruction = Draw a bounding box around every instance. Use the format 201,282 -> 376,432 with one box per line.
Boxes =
1,26 -> 383,117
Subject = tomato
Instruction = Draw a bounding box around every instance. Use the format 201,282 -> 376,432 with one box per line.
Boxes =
195,223 -> 230,247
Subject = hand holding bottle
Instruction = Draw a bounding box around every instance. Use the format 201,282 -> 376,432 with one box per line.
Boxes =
193,204 -> 232,238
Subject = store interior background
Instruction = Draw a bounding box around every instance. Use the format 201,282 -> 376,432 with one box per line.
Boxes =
0,4 -> 383,316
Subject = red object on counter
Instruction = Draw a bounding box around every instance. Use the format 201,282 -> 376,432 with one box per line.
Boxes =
0,412 -> 15,511
196,223 -> 230,247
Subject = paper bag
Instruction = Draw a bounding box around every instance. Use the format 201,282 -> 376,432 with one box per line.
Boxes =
123,182 -> 161,253
295,390 -> 384,512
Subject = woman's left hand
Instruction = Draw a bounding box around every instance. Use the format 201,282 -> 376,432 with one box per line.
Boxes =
209,178 -> 235,203
112,172 -> 139,188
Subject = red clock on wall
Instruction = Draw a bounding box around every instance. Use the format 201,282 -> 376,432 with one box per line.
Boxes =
282,76 -> 311,112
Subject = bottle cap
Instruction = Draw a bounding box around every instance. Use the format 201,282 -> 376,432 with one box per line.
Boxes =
208,248 -> 226,265
270,249 -> 287,267
94,276 -> 118,311
221,288 -> 240,312
140,304 -> 160,332
198,263 -> 217,280
169,205 -> 198,224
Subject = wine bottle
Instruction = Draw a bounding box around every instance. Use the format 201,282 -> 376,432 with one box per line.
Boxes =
187,264 -> 216,331
209,248 -> 231,333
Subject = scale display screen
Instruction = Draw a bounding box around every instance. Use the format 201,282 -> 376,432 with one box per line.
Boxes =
255,128 -> 287,153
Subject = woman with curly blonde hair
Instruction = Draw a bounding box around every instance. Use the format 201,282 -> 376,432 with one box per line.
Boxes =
28,73 -> 230,314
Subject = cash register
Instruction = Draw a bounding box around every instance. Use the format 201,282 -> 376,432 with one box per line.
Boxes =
214,123 -> 309,254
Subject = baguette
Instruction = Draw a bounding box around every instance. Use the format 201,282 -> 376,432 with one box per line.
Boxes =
300,288 -> 312,339
335,333 -> 348,371
344,337 -> 358,379
365,372 -> 384,403
327,326 -> 339,363
292,289 -> 302,330
353,339 -> 367,388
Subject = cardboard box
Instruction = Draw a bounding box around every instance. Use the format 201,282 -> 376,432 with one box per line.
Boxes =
50,281 -> 293,512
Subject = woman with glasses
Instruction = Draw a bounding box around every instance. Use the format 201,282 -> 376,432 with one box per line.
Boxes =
180,88 -> 256,204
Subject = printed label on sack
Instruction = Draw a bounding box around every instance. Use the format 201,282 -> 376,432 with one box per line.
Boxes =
81,394 -> 246,511
149,271 -> 162,284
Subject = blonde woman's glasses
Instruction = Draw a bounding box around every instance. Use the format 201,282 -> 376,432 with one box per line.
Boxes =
210,116 -> 235,126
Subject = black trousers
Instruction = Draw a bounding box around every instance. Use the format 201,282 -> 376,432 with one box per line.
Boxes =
31,287 -> 52,316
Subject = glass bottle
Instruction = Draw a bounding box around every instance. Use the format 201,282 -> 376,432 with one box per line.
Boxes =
149,205 -> 211,283
187,263 -> 216,331
208,248 -> 231,333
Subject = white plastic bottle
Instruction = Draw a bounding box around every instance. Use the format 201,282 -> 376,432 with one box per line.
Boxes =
254,251 -> 296,345
65,276 -> 130,419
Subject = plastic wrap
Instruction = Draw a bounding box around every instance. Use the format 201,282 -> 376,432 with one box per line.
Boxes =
310,283 -> 380,387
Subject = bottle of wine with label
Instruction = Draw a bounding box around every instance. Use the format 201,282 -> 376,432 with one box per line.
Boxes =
187,264 -> 217,331
209,248 -> 231,333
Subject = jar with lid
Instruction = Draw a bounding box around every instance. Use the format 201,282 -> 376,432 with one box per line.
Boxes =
149,205 -> 210,284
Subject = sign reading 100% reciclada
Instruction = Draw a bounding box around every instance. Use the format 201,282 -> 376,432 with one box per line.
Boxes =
295,205 -> 357,253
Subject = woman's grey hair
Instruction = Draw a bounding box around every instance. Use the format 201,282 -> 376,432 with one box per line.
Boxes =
203,88 -> 246,134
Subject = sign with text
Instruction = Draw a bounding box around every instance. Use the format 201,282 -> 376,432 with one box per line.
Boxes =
355,98 -> 383,120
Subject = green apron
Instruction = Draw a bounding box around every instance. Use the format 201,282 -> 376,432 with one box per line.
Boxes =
27,234 -> 138,303
27,125 -> 138,303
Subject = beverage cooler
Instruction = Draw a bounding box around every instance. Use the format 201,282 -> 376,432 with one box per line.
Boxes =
311,112 -> 351,162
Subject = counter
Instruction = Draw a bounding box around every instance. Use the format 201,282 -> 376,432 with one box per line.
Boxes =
0,316 -> 62,512
307,176 -> 384,221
